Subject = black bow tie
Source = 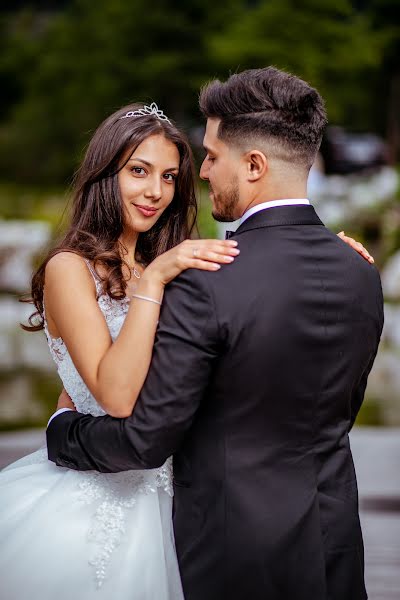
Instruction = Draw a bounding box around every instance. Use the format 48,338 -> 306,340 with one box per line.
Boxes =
225,230 -> 235,240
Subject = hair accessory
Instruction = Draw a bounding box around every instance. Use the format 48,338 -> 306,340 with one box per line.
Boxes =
121,102 -> 171,124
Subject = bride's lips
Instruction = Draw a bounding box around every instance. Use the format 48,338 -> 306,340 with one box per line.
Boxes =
133,204 -> 159,218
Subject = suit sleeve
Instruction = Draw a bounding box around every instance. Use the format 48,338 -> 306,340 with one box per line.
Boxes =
46,269 -> 220,472
349,350 -> 378,430
349,275 -> 384,430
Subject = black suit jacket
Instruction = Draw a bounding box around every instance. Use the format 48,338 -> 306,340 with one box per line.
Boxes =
47,205 -> 384,600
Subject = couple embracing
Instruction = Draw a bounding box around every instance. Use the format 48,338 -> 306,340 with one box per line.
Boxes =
0,67 -> 383,600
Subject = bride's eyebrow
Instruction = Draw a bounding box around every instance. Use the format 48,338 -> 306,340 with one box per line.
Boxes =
128,157 -> 152,166
128,157 -> 179,171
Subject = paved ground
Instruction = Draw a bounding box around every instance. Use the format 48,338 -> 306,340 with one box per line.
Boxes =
1,426 -> 399,599
0,428 -> 46,469
350,428 -> 400,599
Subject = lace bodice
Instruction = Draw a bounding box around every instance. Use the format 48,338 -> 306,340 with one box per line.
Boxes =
44,260 -> 131,416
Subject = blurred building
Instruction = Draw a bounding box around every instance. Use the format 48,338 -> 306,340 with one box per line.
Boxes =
320,126 -> 389,175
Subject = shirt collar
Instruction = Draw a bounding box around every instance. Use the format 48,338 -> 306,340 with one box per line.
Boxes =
239,199 -> 310,226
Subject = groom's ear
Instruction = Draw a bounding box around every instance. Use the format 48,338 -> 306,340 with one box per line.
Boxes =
244,150 -> 268,182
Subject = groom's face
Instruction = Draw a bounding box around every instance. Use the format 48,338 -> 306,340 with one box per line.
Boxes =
200,118 -> 241,222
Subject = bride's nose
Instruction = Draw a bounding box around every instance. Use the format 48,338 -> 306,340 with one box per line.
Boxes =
144,175 -> 162,201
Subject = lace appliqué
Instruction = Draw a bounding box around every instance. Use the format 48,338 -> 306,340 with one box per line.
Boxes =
46,334 -> 68,363
97,294 -> 130,342
76,459 -> 173,588
155,458 -> 174,497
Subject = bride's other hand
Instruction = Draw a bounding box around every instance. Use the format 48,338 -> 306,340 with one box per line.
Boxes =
337,231 -> 374,264
143,239 -> 240,286
57,388 -> 76,411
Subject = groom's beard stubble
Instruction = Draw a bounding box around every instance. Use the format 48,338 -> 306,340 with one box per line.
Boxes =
210,177 -> 240,222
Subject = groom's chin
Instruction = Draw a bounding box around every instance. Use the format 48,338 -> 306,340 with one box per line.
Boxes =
211,210 -> 236,223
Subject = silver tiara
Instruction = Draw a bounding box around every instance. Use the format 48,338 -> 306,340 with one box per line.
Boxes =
120,102 -> 171,124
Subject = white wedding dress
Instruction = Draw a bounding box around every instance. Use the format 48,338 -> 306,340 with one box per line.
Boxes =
0,262 -> 184,600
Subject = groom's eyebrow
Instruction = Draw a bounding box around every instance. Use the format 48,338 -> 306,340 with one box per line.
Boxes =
203,144 -> 216,155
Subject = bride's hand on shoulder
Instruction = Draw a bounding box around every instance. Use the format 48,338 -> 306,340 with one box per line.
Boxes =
337,231 -> 374,264
143,239 -> 240,286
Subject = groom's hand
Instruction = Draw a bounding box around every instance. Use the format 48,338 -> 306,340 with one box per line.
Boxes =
57,388 -> 76,411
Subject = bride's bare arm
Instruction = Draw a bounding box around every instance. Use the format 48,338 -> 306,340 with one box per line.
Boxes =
44,240 -> 239,418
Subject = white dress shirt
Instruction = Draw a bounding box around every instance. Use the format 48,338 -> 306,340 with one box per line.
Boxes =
48,407 -> 73,427
48,198 -> 311,428
239,199 -> 310,225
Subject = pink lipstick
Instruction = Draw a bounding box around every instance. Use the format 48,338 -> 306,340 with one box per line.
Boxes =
134,204 -> 158,218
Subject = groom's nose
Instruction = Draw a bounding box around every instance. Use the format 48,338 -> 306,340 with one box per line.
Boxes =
199,158 -> 209,181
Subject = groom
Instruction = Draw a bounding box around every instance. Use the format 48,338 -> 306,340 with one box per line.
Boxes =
47,67 -> 383,600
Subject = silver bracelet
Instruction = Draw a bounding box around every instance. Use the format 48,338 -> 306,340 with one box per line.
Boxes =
131,293 -> 162,306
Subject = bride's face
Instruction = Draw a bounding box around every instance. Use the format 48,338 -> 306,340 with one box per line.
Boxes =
118,133 -> 180,234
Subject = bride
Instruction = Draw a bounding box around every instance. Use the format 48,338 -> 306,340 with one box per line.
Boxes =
0,101 -> 371,600
0,102 -> 239,600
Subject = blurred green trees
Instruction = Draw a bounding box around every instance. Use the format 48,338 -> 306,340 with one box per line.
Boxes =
0,0 -> 398,184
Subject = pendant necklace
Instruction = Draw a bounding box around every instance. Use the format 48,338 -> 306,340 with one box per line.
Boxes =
131,262 -> 141,279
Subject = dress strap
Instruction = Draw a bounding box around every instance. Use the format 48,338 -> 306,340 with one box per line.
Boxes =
83,259 -> 103,294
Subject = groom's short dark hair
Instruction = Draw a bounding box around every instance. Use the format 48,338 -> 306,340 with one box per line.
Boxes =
199,66 -> 327,169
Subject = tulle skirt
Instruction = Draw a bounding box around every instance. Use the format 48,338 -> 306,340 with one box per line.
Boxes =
0,448 -> 184,600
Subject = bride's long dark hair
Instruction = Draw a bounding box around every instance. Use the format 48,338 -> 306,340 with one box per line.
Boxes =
23,103 -> 198,331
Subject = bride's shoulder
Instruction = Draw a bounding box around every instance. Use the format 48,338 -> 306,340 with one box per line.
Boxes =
46,250 -> 85,268
45,252 -> 94,290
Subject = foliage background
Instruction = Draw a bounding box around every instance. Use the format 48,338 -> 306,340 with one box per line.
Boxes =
0,0 -> 399,430
0,0 -> 399,186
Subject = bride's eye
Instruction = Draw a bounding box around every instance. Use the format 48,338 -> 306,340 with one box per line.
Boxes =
164,173 -> 177,182
130,166 -> 146,176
